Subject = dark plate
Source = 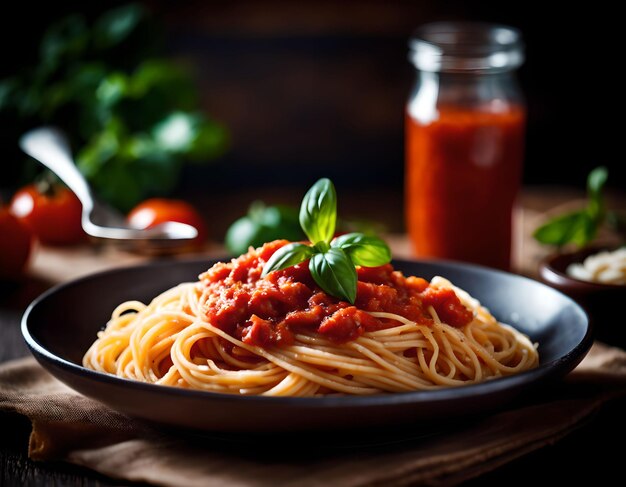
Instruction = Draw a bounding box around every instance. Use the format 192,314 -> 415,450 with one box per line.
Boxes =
22,258 -> 591,433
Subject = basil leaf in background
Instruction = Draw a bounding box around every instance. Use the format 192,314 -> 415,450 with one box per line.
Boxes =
533,166 -> 615,249
225,202 -> 305,256
262,243 -> 314,277
96,72 -> 128,107
189,119 -> 229,161
299,178 -> 337,244
588,166 -> 608,200
127,60 -> 196,108
152,112 -> 200,153
150,111 -> 225,161
309,248 -> 357,304
587,166 -> 608,222
40,14 -> 89,72
93,3 -> 145,49
533,211 -> 596,247
331,233 -> 391,267
77,127 -> 120,178
225,218 -> 261,255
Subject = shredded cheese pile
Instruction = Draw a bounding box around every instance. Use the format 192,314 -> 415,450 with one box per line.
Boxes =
567,247 -> 626,285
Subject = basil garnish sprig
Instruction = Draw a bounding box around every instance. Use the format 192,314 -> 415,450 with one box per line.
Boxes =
261,178 -> 391,304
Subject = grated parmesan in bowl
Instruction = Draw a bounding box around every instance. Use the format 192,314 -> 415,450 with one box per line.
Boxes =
566,247 -> 626,285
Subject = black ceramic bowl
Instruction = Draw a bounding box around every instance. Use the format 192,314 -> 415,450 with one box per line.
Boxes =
539,246 -> 626,347
22,258 -> 591,434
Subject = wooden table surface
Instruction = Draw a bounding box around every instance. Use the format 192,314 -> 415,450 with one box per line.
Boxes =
2,186 -> 625,486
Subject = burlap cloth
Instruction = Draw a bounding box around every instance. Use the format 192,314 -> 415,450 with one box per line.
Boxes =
1,342 -> 626,486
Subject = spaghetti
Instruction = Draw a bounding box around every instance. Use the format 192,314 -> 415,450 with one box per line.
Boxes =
83,240 -> 539,396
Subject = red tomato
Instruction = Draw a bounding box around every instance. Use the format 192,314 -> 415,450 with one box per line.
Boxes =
0,206 -> 33,279
127,198 -> 207,246
10,184 -> 85,246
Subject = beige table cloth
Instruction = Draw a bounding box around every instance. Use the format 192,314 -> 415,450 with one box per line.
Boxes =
1,342 -> 625,486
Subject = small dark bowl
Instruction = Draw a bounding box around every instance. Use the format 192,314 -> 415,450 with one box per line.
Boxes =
539,246 -> 626,346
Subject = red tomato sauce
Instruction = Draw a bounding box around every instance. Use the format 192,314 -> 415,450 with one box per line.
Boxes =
405,106 -> 525,270
198,240 -> 473,347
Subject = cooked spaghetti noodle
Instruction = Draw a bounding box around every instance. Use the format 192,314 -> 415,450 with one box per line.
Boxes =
83,241 -> 538,396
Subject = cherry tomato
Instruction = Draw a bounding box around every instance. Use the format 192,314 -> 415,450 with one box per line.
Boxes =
10,184 -> 85,246
127,198 -> 207,246
0,206 -> 33,279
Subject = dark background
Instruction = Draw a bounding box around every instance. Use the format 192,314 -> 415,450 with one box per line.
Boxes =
1,1 -> 623,228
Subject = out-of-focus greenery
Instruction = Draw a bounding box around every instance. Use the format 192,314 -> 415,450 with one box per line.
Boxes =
534,166 -> 626,248
225,202 -> 306,256
0,3 -> 227,211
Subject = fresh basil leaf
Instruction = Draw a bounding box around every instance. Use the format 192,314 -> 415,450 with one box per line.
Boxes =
533,211 -> 595,247
262,243 -> 314,277
331,233 -> 391,267
299,178 -> 337,244
309,248 -> 357,304
313,241 -> 330,253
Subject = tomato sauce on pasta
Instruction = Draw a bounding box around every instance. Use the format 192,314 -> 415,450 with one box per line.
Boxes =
200,240 -> 472,347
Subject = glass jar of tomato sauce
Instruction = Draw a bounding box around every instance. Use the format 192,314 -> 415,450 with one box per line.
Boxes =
405,22 -> 526,270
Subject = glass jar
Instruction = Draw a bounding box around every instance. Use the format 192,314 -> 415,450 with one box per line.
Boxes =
405,22 -> 526,270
